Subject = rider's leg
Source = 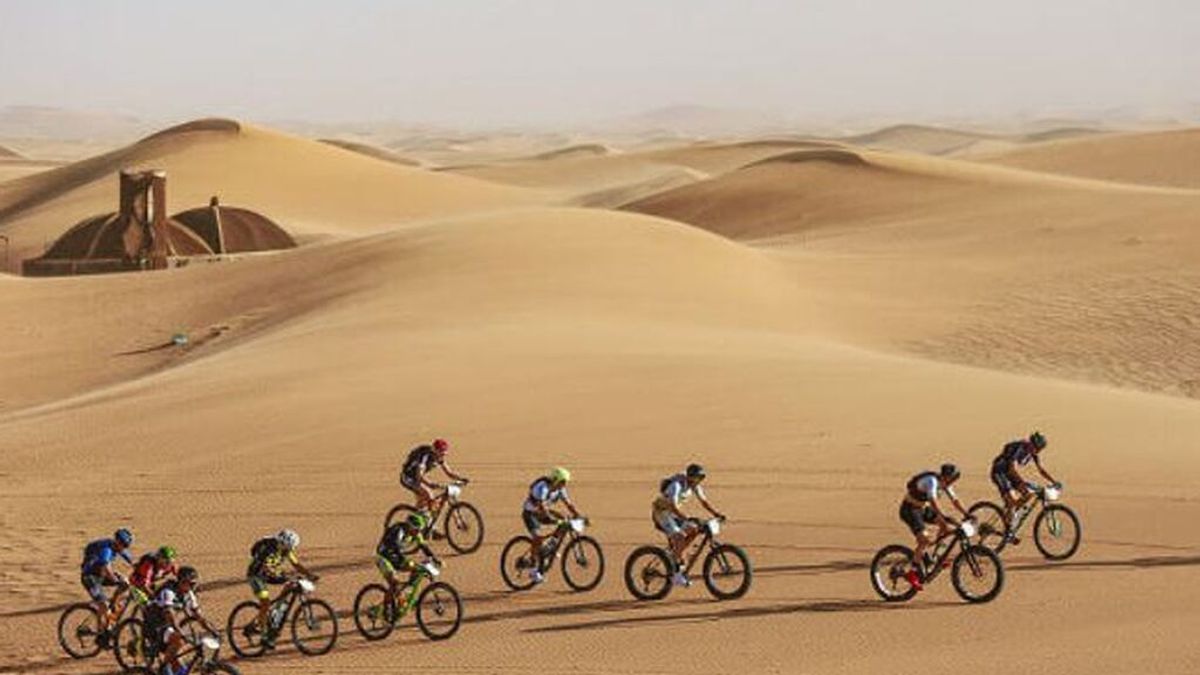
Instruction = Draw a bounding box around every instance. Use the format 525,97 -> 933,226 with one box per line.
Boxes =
249,576 -> 272,631
163,629 -> 184,673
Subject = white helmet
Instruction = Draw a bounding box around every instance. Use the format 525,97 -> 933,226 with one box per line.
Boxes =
276,529 -> 300,550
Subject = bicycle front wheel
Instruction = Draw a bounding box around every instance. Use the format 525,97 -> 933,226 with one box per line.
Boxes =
291,598 -> 338,656
352,584 -> 397,641
1034,504 -> 1081,560
624,546 -> 674,601
113,617 -> 153,671
57,602 -> 104,659
703,544 -> 752,600
445,502 -> 485,554
416,581 -> 462,641
562,536 -> 605,592
951,545 -> 1004,603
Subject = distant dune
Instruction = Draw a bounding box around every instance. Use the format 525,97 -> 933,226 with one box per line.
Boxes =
0,144 -> 23,159
531,143 -> 612,160
983,128 -> 1200,188
318,138 -> 421,166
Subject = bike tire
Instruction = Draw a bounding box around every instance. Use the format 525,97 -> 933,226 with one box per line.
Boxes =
623,546 -> 674,601
703,543 -> 752,600
444,502 -> 485,554
562,536 -> 605,592
951,544 -> 1004,603
352,583 -> 397,641
224,600 -> 267,659
57,602 -> 104,659
113,616 -> 153,671
1034,504 -> 1081,561
869,544 -> 919,602
500,536 -> 539,591
416,581 -> 462,641
385,503 -> 418,530
202,663 -> 242,675
291,598 -> 338,656
967,501 -> 1010,554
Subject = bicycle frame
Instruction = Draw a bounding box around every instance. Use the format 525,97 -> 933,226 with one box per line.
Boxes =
1010,483 -> 1057,536
265,580 -> 308,635
386,562 -> 441,621
678,519 -> 720,577
921,521 -> 980,582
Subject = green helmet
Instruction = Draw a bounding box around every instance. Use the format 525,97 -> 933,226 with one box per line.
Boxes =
551,467 -> 571,484
157,545 -> 177,562
406,512 -> 429,532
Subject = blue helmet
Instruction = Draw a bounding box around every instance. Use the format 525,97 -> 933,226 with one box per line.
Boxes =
114,528 -> 134,547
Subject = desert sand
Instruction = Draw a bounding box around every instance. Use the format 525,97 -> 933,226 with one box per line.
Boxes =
2,119 -> 1199,674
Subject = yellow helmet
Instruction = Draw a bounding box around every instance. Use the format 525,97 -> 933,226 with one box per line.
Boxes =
551,467 -> 571,484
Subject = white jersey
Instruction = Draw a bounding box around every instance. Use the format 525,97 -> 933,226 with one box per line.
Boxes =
523,477 -> 569,513
154,584 -> 199,614
657,474 -> 706,509
912,474 -> 956,502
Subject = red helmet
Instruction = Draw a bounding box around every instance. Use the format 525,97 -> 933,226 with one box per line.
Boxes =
432,438 -> 449,454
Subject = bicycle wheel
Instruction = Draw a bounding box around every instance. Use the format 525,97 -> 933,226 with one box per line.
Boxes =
562,536 -> 605,592
967,501 -> 1010,553
624,546 -> 674,601
703,544 -> 752,600
114,617 -> 154,671
291,598 -> 338,656
951,545 -> 1004,603
416,581 -> 462,641
204,664 -> 242,675
225,601 -> 267,658
352,583 -> 397,641
444,502 -> 484,554
499,536 -> 539,591
869,544 -> 919,602
1034,504 -> 1081,560
57,602 -> 104,659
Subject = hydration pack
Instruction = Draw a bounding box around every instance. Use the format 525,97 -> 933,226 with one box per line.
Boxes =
81,539 -> 108,568
906,471 -> 937,502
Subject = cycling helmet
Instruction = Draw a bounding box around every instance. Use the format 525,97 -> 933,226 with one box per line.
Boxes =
177,566 -> 199,584
157,545 -> 177,562
551,467 -> 571,484
432,438 -> 449,454
685,463 -> 707,481
939,463 -> 961,480
276,529 -> 300,550
114,528 -> 134,547
1029,431 -> 1047,450
406,512 -> 429,532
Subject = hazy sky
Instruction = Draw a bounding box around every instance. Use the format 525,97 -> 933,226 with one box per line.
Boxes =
1,0 -> 1197,127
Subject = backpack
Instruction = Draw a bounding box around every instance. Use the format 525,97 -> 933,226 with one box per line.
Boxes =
528,477 -> 551,500
660,474 -> 683,497
82,539 -> 108,568
250,537 -> 276,562
906,472 -> 937,502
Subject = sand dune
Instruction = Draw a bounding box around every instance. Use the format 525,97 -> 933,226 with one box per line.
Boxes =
983,127 -> 1200,188
0,118 -> 540,272
318,138 -> 422,166
0,144 -> 22,159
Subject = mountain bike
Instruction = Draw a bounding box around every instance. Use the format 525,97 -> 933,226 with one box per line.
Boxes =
57,580 -> 144,660
352,559 -> 462,641
500,517 -> 604,592
113,612 -> 205,671
870,519 -> 1004,603
968,482 -> 1081,560
121,621 -> 239,674
624,517 -> 751,601
225,578 -> 338,658
385,482 -> 484,554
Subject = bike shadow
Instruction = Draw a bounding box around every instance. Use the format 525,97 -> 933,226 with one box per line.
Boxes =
1010,554 -> 1200,573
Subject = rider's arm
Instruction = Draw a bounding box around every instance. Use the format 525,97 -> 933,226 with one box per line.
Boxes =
1033,456 -> 1057,484
945,489 -> 970,519
289,553 -> 318,580
440,461 -> 466,483
419,469 -> 442,489
929,499 -> 955,528
563,495 -> 581,519
696,487 -> 724,519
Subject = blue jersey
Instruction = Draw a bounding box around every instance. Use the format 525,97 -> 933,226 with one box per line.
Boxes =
995,441 -> 1035,470
82,538 -> 131,575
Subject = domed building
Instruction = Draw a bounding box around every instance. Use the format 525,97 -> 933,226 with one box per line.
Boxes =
23,170 -> 295,276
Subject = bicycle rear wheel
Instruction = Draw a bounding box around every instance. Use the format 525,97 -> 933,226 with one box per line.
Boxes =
114,617 -> 154,671
500,536 -> 539,591
57,602 -> 104,659
291,598 -> 338,656
416,581 -> 462,641
352,583 -> 397,641
445,502 -> 484,554
225,601 -> 267,658
624,546 -> 674,601
562,536 -> 605,592
967,501 -> 1010,553
703,544 -> 752,600
951,545 -> 1004,603
869,545 -> 919,602
1034,504 -> 1081,560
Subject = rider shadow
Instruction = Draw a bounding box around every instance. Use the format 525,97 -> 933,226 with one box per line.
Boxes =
522,597 -> 955,634
1010,554 -> 1200,573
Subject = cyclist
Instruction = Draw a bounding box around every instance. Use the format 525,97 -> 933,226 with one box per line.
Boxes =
400,438 -> 469,522
522,467 -> 582,585
376,513 -> 440,598
245,529 -> 317,645
145,566 -> 218,675
990,431 -> 1059,543
80,528 -> 134,642
129,545 -> 179,607
900,463 -> 970,590
653,463 -> 725,587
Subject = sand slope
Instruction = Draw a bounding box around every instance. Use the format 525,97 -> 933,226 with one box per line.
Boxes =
984,128 -> 1200,188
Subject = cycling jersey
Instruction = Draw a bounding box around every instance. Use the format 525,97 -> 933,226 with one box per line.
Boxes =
995,440 -> 1036,469
655,474 -> 706,510
906,472 -> 956,503
130,554 -> 176,592
401,445 -> 442,484
523,477 -> 569,513
246,538 -> 297,582
377,522 -> 431,563
81,538 -> 131,576
145,580 -> 199,640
